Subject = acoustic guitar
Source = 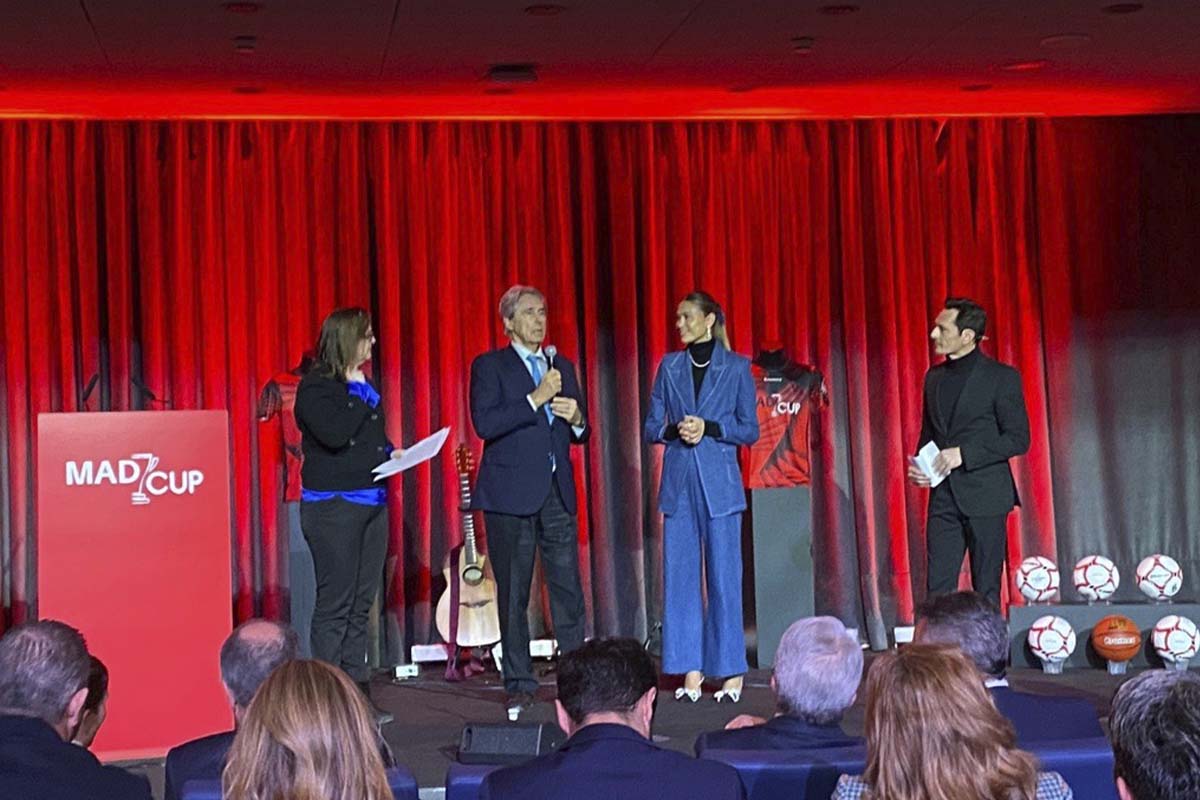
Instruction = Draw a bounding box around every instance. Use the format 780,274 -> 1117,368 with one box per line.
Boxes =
434,446 -> 501,648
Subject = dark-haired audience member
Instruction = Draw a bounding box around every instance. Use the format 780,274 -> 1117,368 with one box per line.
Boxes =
915,591 -> 1102,743
695,616 -> 862,754
0,621 -> 152,800
834,644 -> 1072,800
480,638 -> 745,800
71,655 -> 109,749
164,619 -> 298,800
1109,669 -> 1200,800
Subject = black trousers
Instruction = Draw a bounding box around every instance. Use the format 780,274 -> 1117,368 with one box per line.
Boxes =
926,485 -> 1008,605
300,498 -> 389,682
484,484 -> 586,695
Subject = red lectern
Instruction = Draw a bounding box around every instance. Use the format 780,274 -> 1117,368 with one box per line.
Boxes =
37,411 -> 234,760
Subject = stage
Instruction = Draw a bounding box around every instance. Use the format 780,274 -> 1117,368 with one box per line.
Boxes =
122,654 -> 1137,799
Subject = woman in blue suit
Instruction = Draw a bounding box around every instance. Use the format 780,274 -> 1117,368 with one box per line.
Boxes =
644,291 -> 759,703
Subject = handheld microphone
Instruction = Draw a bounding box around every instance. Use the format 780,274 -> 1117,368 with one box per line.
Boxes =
81,372 -> 100,409
544,345 -> 557,370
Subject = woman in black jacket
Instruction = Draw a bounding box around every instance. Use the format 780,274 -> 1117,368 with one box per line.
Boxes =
294,307 -> 397,720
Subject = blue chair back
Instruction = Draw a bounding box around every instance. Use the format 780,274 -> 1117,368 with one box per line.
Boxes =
702,745 -> 867,800
181,766 -> 419,800
1028,736 -> 1118,800
445,762 -> 502,800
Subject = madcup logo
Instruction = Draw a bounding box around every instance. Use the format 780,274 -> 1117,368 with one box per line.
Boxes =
65,453 -> 205,505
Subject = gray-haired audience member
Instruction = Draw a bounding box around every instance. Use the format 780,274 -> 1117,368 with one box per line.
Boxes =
695,616 -> 863,754
0,620 -> 152,800
915,591 -> 1102,743
1110,670 -> 1200,800
164,619 -> 299,800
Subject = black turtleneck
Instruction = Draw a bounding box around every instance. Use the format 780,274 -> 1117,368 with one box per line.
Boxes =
937,346 -> 980,422
662,338 -> 723,443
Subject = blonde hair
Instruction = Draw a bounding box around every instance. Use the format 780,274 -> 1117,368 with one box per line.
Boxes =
681,291 -> 730,349
861,644 -> 1040,800
222,660 -> 392,800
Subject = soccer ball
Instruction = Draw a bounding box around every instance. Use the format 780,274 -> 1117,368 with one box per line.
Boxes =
1028,615 -> 1076,663
1136,554 -> 1183,601
1152,615 -> 1200,662
1072,555 -> 1120,601
1015,556 -> 1060,602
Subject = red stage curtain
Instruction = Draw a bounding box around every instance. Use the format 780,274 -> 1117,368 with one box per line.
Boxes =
2,117 -> 1197,654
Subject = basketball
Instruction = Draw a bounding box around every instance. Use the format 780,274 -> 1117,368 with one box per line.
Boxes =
1091,615 -> 1142,662
1072,554 -> 1119,601
1015,556 -> 1060,602
1136,554 -> 1183,600
1152,615 -> 1200,662
1028,615 -> 1076,663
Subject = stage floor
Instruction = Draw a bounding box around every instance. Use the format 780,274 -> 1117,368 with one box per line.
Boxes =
123,655 -> 1135,799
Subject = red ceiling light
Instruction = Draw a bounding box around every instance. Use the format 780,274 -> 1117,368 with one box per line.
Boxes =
524,4 -> 566,15
222,2 -> 262,13
1000,58 -> 1049,72
819,5 -> 860,15
1101,3 -> 1143,13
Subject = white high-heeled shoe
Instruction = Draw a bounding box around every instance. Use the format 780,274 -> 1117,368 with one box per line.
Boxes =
674,686 -> 701,702
714,677 -> 743,703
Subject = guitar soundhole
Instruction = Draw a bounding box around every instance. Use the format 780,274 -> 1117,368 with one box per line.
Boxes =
462,565 -> 484,586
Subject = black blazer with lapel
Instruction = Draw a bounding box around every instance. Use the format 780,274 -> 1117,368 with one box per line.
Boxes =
917,352 -> 1030,517
163,730 -> 235,800
0,715 -> 153,800
469,346 -> 589,516
694,714 -> 863,755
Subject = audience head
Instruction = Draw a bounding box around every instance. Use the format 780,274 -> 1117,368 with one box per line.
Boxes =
772,616 -> 862,724
222,659 -> 391,800
915,590 -> 1009,679
219,619 -> 299,720
862,644 -> 1038,800
555,638 -> 658,738
1110,669 -> 1200,800
71,655 -> 110,748
0,620 -> 91,739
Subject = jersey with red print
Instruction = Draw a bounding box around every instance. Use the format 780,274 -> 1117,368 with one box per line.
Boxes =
744,363 -> 825,489
257,371 -> 305,502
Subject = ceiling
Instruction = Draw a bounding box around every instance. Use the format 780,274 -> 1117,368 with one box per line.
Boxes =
1,1 -> 1198,119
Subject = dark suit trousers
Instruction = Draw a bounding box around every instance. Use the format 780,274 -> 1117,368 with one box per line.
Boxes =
300,498 -> 389,682
926,485 -> 1008,604
485,484 -> 586,694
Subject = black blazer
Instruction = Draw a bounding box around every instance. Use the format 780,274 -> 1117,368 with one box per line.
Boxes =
469,346 -> 589,516
295,372 -> 391,491
163,730 -> 234,800
917,352 -> 1030,517
480,723 -> 745,800
694,714 -> 863,755
0,715 -> 153,800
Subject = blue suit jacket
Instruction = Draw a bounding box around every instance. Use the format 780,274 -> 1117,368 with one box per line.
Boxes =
480,723 -> 745,800
644,343 -> 759,518
163,730 -> 234,800
694,714 -> 863,755
989,686 -> 1103,743
470,346 -> 589,516
0,715 -> 153,800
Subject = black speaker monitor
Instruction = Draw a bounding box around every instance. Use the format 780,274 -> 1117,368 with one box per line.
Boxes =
458,722 -> 566,765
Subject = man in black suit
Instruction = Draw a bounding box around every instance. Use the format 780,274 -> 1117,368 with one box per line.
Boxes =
469,285 -> 589,716
695,616 -> 862,754
908,297 -> 1030,603
481,638 -> 744,800
164,619 -> 298,800
916,592 -> 1102,743
0,620 -> 152,800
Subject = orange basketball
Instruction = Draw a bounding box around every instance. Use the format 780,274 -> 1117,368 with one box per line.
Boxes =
1091,615 -> 1142,662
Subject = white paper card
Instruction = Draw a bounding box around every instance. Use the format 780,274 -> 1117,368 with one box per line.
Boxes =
911,440 -> 947,488
372,426 -> 451,481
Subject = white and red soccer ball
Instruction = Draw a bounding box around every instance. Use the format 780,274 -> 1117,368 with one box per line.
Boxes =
1028,615 -> 1076,663
1073,555 -> 1120,601
1016,556 -> 1060,602
1152,615 -> 1200,662
1136,554 -> 1183,600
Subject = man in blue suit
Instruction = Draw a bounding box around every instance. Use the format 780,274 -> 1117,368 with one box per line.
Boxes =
695,616 -> 863,754
470,285 -> 589,716
916,592 -> 1102,743
0,620 -> 152,800
480,638 -> 745,800
163,620 -> 298,800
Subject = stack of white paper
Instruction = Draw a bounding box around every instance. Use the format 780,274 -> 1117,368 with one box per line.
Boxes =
372,426 -> 451,481
910,440 -> 947,488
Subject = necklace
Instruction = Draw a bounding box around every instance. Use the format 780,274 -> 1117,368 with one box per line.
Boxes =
688,352 -> 711,368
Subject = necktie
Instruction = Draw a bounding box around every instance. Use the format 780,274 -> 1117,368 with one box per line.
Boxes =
527,354 -> 554,425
